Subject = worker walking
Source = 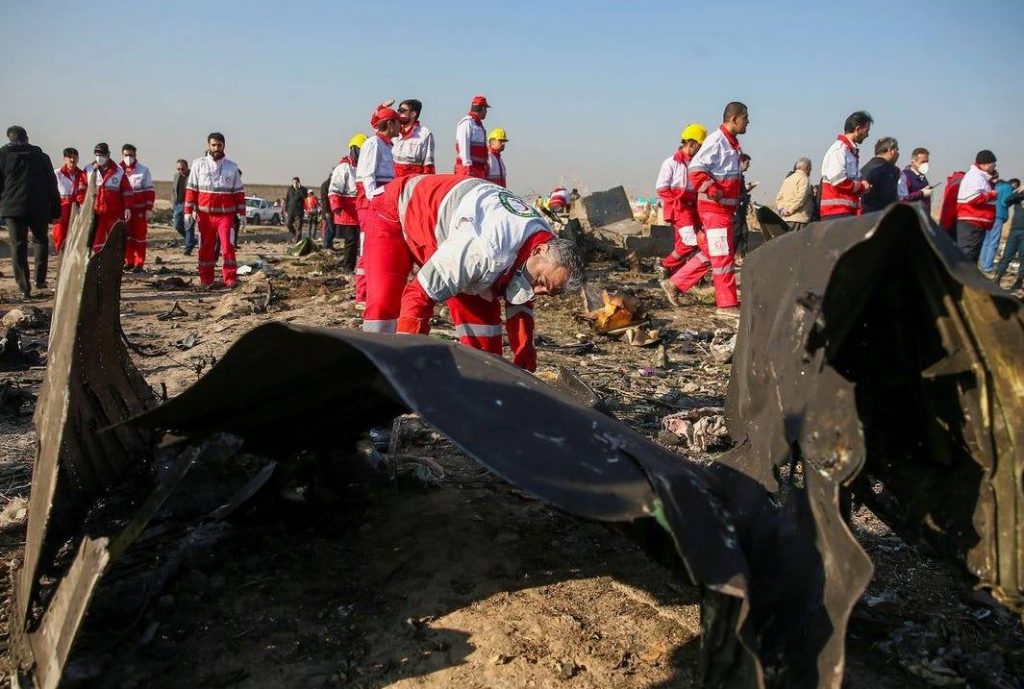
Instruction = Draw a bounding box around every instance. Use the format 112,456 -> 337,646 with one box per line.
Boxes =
393,99 -> 435,178
668,102 -> 750,316
84,142 -> 133,253
183,132 -> 246,288
303,189 -> 319,239
52,147 -> 87,254
656,123 -> 707,305
454,96 -> 490,178
360,174 -> 584,371
820,111 -> 873,217
955,150 -> 999,263
0,126 -> 60,299
328,133 -> 365,268
486,128 -> 509,187
284,178 -> 307,241
119,144 -> 155,271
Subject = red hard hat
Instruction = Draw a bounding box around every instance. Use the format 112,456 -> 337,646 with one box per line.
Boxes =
471,95 -> 490,108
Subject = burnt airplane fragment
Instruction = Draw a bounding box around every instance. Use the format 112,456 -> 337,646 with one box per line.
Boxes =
10,179 -> 158,689
10,203 -> 1022,689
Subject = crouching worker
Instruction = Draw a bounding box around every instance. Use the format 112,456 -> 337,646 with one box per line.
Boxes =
361,174 -> 584,371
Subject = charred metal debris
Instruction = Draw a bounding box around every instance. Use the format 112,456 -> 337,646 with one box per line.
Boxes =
9,202 -> 1023,689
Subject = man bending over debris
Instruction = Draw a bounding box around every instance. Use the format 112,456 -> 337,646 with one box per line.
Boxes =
361,174 -> 584,371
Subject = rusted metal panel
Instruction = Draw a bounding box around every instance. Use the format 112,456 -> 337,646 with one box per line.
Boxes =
12,176 -> 157,684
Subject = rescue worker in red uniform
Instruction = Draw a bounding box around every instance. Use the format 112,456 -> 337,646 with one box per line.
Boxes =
955,150 -> 999,262
655,124 -> 707,305
84,142 -> 133,253
820,111 -> 873,217
669,103 -> 750,316
355,103 -> 400,305
52,147 -> 87,253
454,96 -> 490,178
548,187 -> 569,213
328,133 -> 365,269
119,144 -> 155,271
486,128 -> 508,188
393,99 -> 435,178
303,189 -> 319,239
361,175 -> 584,371
183,132 -> 246,288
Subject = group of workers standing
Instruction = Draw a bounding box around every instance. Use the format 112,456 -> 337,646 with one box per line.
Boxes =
654,107 -> 1024,311
3,95 -> 1020,370
317,95 -> 584,371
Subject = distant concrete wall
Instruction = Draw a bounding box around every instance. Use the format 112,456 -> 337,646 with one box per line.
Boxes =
574,186 -> 634,229
153,180 -> 294,204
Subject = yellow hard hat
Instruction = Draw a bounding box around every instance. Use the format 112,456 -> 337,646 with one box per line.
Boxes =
680,124 -> 708,144
488,128 -> 509,142
348,133 -> 368,148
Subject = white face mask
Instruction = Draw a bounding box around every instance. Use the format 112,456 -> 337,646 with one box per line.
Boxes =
505,267 -> 535,305
123,155 -> 135,166
95,155 -> 108,166
917,162 -> 929,176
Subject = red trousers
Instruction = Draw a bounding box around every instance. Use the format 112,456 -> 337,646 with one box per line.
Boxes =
397,281 -> 538,370
91,212 -> 123,253
53,204 -> 75,253
53,220 -> 70,254
355,208 -> 375,303
669,210 -> 738,307
197,213 -> 237,286
661,223 -> 700,273
124,214 -> 148,268
360,207 -> 410,333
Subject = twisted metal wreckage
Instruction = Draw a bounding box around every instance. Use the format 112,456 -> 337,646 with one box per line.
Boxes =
9,185 -> 1023,688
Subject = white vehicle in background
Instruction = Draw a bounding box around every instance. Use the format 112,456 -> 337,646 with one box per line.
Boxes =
244,197 -> 281,225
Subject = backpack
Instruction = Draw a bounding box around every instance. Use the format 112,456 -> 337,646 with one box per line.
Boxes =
938,171 -> 965,232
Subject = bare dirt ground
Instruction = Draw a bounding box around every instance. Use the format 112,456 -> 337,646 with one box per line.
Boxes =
0,223 -> 1021,688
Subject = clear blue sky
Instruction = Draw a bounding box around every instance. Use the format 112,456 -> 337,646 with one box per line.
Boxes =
3,0 -> 1022,205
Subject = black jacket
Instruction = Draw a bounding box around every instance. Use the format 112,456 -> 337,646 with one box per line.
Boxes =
860,156 -> 901,213
172,172 -> 188,204
0,142 -> 60,220
285,185 -> 307,213
319,177 -> 331,209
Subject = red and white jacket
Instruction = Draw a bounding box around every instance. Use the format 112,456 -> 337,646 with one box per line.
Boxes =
655,149 -> 699,229
355,133 -> 395,209
820,135 -> 866,217
328,156 -> 359,225
955,165 -> 998,229
454,113 -> 488,178
54,165 -> 87,222
84,161 -> 134,218
184,154 -> 245,216
387,174 -> 553,370
549,187 -> 569,209
487,150 -> 507,188
119,160 -> 155,213
393,123 -> 435,178
689,125 -> 743,222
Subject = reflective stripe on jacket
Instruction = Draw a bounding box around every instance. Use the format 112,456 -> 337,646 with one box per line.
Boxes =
184,154 -> 245,215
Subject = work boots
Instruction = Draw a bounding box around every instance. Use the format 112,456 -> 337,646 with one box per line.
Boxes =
660,279 -> 681,307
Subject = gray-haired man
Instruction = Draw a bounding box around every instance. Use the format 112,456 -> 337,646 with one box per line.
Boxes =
775,157 -> 814,231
